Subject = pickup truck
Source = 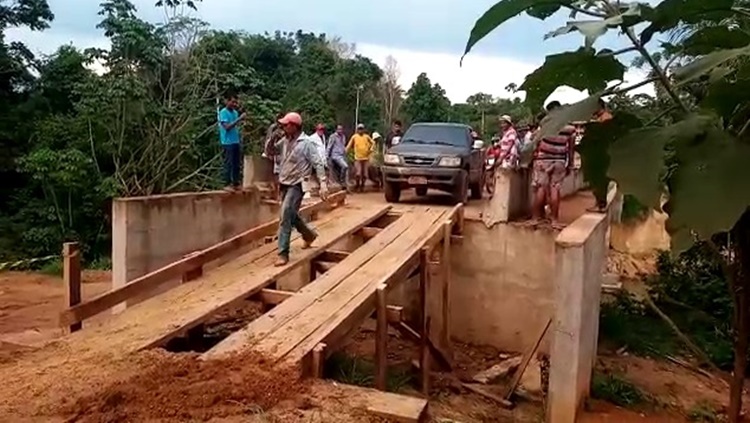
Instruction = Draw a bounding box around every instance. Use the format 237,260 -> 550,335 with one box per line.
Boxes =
381,122 -> 485,203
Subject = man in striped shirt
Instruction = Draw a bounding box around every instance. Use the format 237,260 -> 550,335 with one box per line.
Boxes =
532,101 -> 575,224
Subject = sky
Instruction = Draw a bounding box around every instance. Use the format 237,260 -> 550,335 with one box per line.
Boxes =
6,0 -> 659,104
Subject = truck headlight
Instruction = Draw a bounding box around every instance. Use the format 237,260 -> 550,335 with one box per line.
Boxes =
383,153 -> 401,165
438,157 -> 461,167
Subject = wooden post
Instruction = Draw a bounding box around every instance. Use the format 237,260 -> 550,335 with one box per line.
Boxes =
63,242 -> 82,333
419,248 -> 431,396
312,342 -> 327,379
454,204 -> 465,235
181,251 -> 203,283
375,284 -> 388,391
441,222 -> 453,361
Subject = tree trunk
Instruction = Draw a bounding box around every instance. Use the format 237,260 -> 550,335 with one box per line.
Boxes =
729,210 -> 750,423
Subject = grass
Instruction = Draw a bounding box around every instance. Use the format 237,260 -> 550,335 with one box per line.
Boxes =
39,259 -> 64,276
591,372 -> 647,407
324,352 -> 414,393
687,401 -> 724,422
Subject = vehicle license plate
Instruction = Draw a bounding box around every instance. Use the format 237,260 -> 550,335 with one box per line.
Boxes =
408,176 -> 427,185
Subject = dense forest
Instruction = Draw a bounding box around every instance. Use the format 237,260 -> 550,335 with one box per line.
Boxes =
0,0 -> 527,263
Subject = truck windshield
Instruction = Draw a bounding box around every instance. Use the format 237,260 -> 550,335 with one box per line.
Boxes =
401,125 -> 469,147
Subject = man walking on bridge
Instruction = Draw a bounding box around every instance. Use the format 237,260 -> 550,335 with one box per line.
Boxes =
265,112 -> 329,266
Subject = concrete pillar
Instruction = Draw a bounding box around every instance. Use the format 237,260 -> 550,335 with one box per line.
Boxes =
547,213 -> 608,423
243,155 -> 274,190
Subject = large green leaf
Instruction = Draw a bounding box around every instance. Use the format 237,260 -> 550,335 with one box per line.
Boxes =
462,0 -> 568,63
527,3 -> 565,19
519,49 -> 625,110
639,0 -> 735,45
520,94 -> 601,165
607,116 -> 714,213
578,112 -> 642,207
674,45 -> 750,84
701,79 -> 750,123
681,27 -> 750,56
666,121 -> 750,253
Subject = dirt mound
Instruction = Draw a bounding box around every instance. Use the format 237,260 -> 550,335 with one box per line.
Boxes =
64,349 -> 308,422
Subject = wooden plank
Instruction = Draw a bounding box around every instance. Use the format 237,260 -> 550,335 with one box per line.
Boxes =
134,205 -> 390,350
386,305 -> 403,323
257,288 -> 293,305
202,208 -> 422,360
375,284 -> 388,391
504,317 -> 552,400
60,192 -> 347,327
332,383 -> 427,423
318,249 -> 350,262
279,210 -> 448,364
62,242 -> 82,333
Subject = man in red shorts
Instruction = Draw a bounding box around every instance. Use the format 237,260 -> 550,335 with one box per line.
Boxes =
532,101 -> 575,225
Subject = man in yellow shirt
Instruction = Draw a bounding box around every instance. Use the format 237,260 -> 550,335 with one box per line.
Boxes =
346,123 -> 374,192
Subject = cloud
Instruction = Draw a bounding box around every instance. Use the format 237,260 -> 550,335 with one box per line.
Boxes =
359,43 -> 655,105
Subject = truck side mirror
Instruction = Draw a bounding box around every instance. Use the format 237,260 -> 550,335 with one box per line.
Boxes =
472,140 -> 484,149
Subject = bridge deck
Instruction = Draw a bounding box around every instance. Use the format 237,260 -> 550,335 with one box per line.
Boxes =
203,206 -> 454,370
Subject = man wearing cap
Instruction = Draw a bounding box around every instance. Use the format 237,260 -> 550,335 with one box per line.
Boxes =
327,124 -> 349,189
265,112 -> 328,266
346,123 -> 374,192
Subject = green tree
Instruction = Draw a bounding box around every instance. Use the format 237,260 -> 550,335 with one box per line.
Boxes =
402,72 -> 452,123
463,0 -> 750,420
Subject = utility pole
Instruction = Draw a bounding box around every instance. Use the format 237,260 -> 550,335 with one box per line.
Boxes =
355,84 -> 364,126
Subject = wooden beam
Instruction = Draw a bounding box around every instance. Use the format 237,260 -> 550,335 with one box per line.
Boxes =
257,288 -> 293,305
317,249 -> 350,262
369,305 -> 402,323
313,260 -> 336,273
463,383 -> 514,409
504,317 -> 552,400
375,284 -> 388,391
59,192 -> 346,327
62,242 -> 82,333
453,203 -> 465,235
450,235 -> 464,245
440,222 -> 453,362
358,226 -> 382,240
391,321 -> 452,372
181,251 -> 203,283
419,247 -> 430,396
312,342 -> 326,379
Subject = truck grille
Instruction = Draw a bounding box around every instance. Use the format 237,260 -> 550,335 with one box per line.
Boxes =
402,156 -> 436,166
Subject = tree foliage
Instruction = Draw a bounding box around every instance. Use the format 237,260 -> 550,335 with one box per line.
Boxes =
464,0 -> 750,420
0,0 -> 529,263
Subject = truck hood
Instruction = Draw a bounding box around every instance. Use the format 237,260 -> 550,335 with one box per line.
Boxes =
389,143 -> 467,157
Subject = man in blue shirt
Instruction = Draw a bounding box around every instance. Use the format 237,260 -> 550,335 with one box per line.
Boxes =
218,94 -> 246,190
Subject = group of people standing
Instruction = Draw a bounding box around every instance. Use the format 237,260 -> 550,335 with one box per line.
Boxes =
217,93 -> 403,266
486,99 -> 612,226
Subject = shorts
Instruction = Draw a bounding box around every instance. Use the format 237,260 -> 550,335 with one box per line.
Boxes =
532,160 -> 566,189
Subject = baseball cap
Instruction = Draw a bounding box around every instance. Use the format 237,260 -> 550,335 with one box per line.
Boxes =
356,123 -> 365,129
499,115 -> 513,124
278,112 -> 302,126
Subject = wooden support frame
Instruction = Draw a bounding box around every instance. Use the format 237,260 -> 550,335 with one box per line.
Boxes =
418,247 -> 431,396
312,342 -> 327,379
375,284 -> 388,391
317,249 -> 350,262
257,288 -> 293,305
313,261 -> 336,274
357,226 -> 382,240
59,192 -> 347,328
63,242 -> 82,333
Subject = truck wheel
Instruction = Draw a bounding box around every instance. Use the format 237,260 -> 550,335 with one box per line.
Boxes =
385,182 -> 401,203
415,186 -> 428,196
452,170 -> 469,204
